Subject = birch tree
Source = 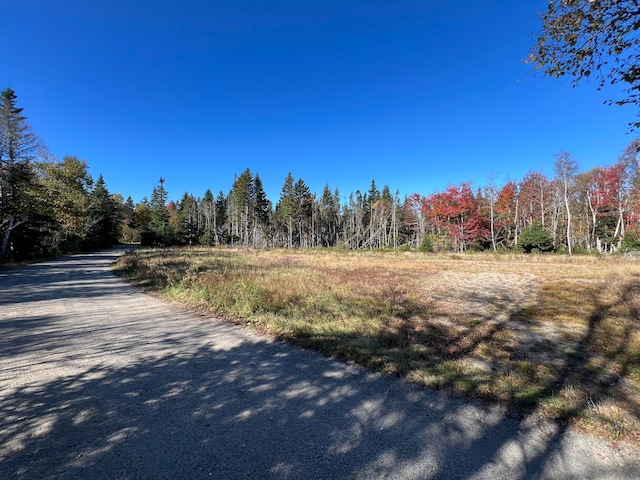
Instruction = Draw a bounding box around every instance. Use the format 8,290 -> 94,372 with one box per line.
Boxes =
555,152 -> 579,255
483,178 -> 498,251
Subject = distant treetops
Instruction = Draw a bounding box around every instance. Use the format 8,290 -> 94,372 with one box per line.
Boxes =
2,87 -> 639,263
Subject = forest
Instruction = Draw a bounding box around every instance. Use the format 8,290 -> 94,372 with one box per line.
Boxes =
2,87 -> 640,263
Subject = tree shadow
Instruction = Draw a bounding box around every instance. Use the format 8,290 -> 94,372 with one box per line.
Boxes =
3,330 -> 638,479
499,274 -> 640,478
1,250 -> 639,479
0,247 -> 136,305
283,271 -> 640,478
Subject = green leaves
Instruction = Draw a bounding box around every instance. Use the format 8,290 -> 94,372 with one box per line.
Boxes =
0,88 -> 42,261
517,222 -> 555,254
532,0 -> 640,128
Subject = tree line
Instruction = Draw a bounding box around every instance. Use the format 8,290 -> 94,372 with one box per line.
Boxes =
0,88 -> 120,262
2,87 -> 640,263
94,144 -> 640,254
124,146 -> 640,256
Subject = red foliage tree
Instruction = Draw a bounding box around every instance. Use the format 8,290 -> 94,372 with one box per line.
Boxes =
428,182 -> 487,252
495,181 -> 518,247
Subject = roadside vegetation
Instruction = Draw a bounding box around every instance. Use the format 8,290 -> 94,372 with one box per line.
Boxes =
114,246 -> 640,444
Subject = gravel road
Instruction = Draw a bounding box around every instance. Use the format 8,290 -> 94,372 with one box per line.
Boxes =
1,247 -> 638,479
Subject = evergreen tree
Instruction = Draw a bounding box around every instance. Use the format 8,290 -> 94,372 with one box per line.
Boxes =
135,197 -> 152,244
215,190 -> 228,243
199,189 -> 216,246
378,185 -> 395,249
253,174 -> 272,247
0,88 -> 40,262
363,179 -> 380,228
276,173 -> 296,248
86,174 -> 118,248
319,183 -> 341,247
517,222 -> 555,253
167,200 -> 180,242
120,196 -> 137,243
228,168 -> 254,245
147,177 -> 173,245
177,192 -> 199,245
293,178 -> 312,247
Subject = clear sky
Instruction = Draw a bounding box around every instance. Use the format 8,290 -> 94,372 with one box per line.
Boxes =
2,1 -> 637,204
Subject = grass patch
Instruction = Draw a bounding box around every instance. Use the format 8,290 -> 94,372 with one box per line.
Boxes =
113,246 -> 640,445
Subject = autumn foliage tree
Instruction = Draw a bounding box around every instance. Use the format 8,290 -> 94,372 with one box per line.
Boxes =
495,181 -> 519,248
6,85 -> 640,259
580,163 -> 627,251
432,183 -> 487,252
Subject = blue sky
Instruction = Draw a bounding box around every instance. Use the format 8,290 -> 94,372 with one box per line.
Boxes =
2,1 -> 636,204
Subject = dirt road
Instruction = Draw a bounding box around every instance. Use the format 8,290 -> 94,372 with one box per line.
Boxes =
1,248 -> 638,479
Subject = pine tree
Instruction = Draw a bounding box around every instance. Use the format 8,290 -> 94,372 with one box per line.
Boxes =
378,185 -> 394,249
276,173 -> 296,248
517,222 -> 555,253
199,189 -> 216,246
215,190 -> 228,244
0,88 -> 39,261
177,192 -> 199,245
147,177 -> 173,245
253,174 -> 272,247
135,198 -> 152,244
120,196 -> 137,243
319,183 -> 341,247
364,179 -> 380,229
86,174 -> 118,248
228,168 -> 254,246
293,178 -> 312,248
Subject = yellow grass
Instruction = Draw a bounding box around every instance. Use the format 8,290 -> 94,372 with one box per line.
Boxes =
114,247 -> 640,444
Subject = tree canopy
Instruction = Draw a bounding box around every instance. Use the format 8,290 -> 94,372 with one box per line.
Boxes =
0,88 -> 40,261
531,1 -> 640,128
4,86 -> 640,262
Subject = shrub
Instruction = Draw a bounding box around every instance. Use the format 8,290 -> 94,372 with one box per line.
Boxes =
571,245 -> 601,256
622,231 -> 640,251
517,222 -> 554,254
418,236 -> 434,253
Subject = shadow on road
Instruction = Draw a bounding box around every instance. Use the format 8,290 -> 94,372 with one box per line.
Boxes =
0,249 -> 137,305
1,249 -> 637,479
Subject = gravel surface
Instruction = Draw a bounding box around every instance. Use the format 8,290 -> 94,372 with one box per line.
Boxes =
1,247 -> 639,479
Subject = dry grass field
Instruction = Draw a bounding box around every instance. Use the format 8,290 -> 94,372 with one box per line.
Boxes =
114,247 -> 640,444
